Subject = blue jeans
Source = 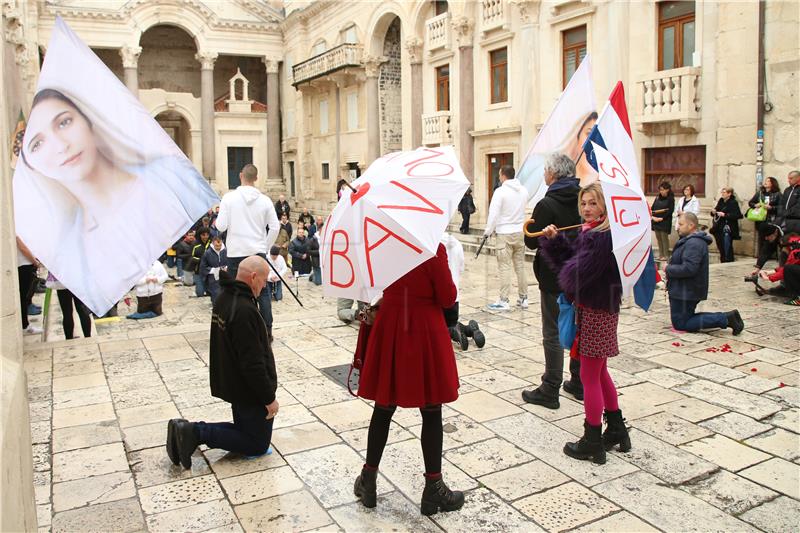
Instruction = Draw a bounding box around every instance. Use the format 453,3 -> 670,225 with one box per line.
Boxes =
268,281 -> 282,301
194,403 -> 274,456
310,266 -> 322,285
176,258 -> 184,278
207,276 -> 221,303
227,255 -> 273,330
669,298 -> 728,332
166,256 -> 176,268
194,273 -> 206,297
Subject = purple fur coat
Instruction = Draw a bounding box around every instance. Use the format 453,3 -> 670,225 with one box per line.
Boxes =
540,229 -> 622,314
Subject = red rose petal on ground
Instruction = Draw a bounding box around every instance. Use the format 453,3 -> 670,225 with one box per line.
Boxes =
751,368 -> 758,372
672,342 -> 682,347
779,382 -> 786,387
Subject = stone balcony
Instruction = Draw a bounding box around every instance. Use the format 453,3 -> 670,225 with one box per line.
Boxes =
480,0 -> 510,34
292,43 -> 363,87
425,12 -> 451,52
422,111 -> 452,146
636,67 -> 702,132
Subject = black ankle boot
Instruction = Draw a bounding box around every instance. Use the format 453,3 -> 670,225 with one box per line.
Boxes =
602,409 -> 631,452
726,310 -> 744,335
175,420 -> 198,469
420,475 -> 464,516
354,467 -> 378,508
466,320 -> 486,348
563,421 -> 606,464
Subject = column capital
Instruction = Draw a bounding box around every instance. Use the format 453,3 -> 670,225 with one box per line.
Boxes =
451,16 -> 474,48
119,46 -> 142,69
510,0 -> 540,25
404,38 -> 423,65
363,55 -> 387,78
195,51 -> 218,70
263,57 -> 280,74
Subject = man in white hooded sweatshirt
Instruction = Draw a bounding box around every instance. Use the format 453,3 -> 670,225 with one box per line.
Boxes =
484,165 -> 528,311
214,164 -> 280,337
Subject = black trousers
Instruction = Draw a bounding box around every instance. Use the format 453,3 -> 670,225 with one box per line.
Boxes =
460,212 -> 471,233
57,289 -> 92,339
784,264 -> 800,296
18,265 -> 37,328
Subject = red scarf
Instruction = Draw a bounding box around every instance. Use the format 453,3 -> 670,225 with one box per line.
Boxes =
581,216 -> 605,232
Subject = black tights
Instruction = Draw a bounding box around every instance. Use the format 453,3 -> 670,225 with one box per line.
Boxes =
57,289 -> 92,339
365,404 -> 443,475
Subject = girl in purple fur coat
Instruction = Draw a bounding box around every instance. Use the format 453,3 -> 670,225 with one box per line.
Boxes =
540,182 -> 631,464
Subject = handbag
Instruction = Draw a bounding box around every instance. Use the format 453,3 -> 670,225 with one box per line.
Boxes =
746,205 -> 767,222
347,304 -> 380,396
557,293 -> 578,350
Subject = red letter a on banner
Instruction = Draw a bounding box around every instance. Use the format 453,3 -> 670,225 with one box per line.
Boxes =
363,217 -> 422,286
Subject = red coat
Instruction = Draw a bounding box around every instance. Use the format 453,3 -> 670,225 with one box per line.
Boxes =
358,244 -> 459,408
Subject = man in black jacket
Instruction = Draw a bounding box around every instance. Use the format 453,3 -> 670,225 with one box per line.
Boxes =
167,256 -> 279,469
521,153 -> 583,409
778,170 -> 800,234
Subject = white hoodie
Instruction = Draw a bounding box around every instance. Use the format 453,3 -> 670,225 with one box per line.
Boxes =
215,186 -> 280,257
135,261 -> 169,297
484,179 -> 528,235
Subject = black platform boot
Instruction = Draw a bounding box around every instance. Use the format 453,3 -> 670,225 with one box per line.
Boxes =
563,421 -> 606,464
464,320 -> 485,348
602,409 -> 632,452
420,475 -> 465,516
354,467 -> 378,508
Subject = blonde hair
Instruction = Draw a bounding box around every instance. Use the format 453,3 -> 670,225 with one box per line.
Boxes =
578,182 -> 610,232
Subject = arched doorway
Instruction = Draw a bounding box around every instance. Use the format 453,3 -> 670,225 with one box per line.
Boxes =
138,25 -> 200,96
380,16 -> 402,154
155,110 -> 192,158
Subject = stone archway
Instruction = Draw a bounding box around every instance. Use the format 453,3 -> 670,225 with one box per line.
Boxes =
138,25 -> 200,96
379,17 -> 402,154
155,110 -> 192,158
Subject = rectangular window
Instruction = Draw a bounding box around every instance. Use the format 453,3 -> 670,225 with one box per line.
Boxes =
436,64 -> 450,111
658,1 -> 695,70
434,0 -> 448,16
319,99 -> 328,134
644,145 -> 705,197
562,25 -> 587,88
322,162 -> 330,181
313,41 -> 326,56
347,92 -> 358,130
489,47 -> 508,104
348,161 -> 361,180
343,26 -> 358,44
487,152 -> 513,204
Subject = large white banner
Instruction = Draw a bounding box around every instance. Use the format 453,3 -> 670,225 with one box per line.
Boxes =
13,18 -> 218,315
517,56 -> 597,208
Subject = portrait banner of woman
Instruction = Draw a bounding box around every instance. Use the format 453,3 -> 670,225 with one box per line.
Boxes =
517,56 -> 597,208
13,18 -> 218,315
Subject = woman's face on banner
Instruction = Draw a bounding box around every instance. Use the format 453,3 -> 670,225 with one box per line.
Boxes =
25,98 -> 99,183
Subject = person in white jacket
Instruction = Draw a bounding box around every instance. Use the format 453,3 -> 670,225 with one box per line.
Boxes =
134,260 -> 169,316
214,164 -> 280,336
673,184 -> 701,231
484,165 -> 529,310
267,246 -> 288,301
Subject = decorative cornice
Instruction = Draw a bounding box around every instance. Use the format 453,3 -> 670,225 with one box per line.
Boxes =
404,37 -> 423,65
263,57 -> 280,74
120,45 -> 142,68
195,51 -> 218,70
362,54 -> 387,78
451,16 -> 474,48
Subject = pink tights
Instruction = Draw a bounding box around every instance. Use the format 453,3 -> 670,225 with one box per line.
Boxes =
580,356 -> 619,426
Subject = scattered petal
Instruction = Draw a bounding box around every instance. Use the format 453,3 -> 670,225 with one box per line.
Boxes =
750,368 -> 758,372
779,382 -> 786,388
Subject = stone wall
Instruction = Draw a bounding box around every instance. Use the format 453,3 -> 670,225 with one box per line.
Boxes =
379,17 -> 402,154
138,25 -> 201,97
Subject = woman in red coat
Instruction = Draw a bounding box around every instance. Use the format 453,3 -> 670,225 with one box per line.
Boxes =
354,243 -> 465,516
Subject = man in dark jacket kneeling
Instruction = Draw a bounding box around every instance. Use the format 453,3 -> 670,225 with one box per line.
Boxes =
166,255 -> 279,469
666,213 -> 744,335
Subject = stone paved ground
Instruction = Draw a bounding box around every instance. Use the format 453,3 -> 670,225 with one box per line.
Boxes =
24,255 -> 800,533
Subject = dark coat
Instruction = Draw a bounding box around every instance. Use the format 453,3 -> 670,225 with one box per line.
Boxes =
711,197 -> 743,240
524,178 -> 581,294
651,194 -> 675,233
541,228 -> 622,313
748,188 -> 782,224
209,278 -> 277,406
289,236 -> 312,274
199,246 -> 227,278
175,239 -> 195,264
275,200 -> 291,219
189,240 -> 210,273
665,231 -> 713,301
458,193 -> 475,215
778,185 -> 800,234
308,236 -> 321,268
298,212 -> 314,228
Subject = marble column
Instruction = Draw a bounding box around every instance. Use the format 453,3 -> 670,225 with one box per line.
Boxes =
196,51 -> 218,179
405,38 -> 423,148
264,58 -> 282,184
453,17 -> 475,181
514,0 -> 540,153
120,46 -> 141,96
363,55 -> 386,165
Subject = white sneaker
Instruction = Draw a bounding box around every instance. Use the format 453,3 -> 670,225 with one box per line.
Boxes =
24,324 -> 43,335
517,297 -> 529,309
487,300 -> 510,311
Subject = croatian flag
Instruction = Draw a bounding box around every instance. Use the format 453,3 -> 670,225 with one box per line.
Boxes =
582,82 -> 657,311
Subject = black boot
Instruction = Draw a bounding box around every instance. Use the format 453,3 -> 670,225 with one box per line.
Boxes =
465,320 -> 486,348
166,418 -> 187,465
354,467 -> 378,508
175,420 -> 198,469
726,310 -> 744,335
420,476 -> 464,516
563,421 -> 606,464
522,387 -> 559,409
602,409 -> 631,452
563,380 -> 584,401
450,326 -> 468,351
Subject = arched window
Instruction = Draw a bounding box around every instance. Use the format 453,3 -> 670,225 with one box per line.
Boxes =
312,39 -> 327,56
340,24 -> 358,44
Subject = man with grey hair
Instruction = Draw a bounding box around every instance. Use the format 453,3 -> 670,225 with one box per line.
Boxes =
521,153 -> 583,409
778,170 -> 800,234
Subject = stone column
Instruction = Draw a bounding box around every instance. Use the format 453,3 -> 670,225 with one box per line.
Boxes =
196,51 -> 218,179
264,58 -> 282,184
405,38 -> 423,148
513,0 -> 539,153
453,17 -> 475,180
363,55 -> 386,165
120,46 -> 141,96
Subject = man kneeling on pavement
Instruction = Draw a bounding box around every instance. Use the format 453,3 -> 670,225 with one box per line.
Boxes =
166,256 -> 279,468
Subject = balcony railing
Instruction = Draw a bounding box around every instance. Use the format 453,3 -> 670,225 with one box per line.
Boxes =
480,0 -> 509,34
422,111 -> 452,146
426,12 -> 451,52
292,43 -> 363,87
636,67 -> 702,131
